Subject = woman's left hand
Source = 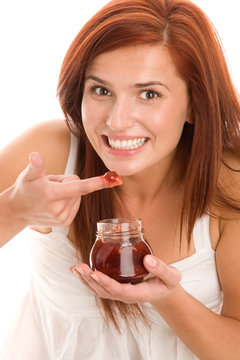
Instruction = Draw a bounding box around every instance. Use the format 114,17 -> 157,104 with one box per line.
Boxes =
70,255 -> 182,304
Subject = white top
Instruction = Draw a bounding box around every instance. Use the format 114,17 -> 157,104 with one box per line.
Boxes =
0,134 -> 223,360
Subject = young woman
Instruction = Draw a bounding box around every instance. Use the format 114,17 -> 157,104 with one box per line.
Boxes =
0,0 -> 240,359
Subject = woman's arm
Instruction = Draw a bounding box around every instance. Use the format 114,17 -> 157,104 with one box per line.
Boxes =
0,119 -> 70,246
0,187 -> 27,246
149,217 -> 240,359
151,221 -> 240,360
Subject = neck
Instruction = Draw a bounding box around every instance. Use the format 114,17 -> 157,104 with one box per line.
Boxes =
119,157 -> 182,207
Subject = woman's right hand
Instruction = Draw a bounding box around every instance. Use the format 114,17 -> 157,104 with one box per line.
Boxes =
5,152 -> 121,230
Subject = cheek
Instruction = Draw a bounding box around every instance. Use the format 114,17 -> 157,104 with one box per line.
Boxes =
81,98 -> 106,129
81,98 -> 90,125
81,102 -> 96,136
149,106 -> 187,141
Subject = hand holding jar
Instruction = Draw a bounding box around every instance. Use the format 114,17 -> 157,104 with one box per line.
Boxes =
70,218 -> 182,305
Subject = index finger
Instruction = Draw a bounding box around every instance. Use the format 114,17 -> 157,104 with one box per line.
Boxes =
54,171 -> 122,198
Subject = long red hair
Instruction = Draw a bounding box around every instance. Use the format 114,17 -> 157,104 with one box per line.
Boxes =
57,0 -> 240,330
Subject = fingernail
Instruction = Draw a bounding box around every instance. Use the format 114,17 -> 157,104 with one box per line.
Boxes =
29,152 -> 35,162
145,255 -> 157,267
69,266 -> 76,273
90,273 -> 99,282
76,266 -> 85,276
29,152 -> 39,163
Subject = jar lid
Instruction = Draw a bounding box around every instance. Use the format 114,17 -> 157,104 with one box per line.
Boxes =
97,218 -> 142,235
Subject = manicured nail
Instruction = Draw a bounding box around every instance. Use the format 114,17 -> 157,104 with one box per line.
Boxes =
90,273 -> 99,282
76,266 -> 85,276
69,265 -> 76,273
145,255 -> 157,267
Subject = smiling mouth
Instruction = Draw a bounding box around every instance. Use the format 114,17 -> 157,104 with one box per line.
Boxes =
105,136 -> 148,150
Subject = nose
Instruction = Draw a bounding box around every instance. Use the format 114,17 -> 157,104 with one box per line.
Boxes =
106,96 -> 136,131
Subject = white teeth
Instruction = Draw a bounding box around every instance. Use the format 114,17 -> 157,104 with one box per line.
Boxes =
108,137 -> 147,150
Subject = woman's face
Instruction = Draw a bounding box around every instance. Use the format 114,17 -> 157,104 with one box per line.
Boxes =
81,44 -> 191,177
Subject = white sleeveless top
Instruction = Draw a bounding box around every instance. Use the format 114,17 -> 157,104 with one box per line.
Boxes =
0,134 -> 223,360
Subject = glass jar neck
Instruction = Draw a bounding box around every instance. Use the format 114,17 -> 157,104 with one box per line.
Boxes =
96,218 -> 143,237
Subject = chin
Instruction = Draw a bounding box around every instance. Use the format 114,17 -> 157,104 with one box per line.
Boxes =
105,164 -> 143,177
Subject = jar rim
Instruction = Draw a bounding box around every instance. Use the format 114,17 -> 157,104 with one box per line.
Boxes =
97,218 -> 142,235
98,218 -> 141,224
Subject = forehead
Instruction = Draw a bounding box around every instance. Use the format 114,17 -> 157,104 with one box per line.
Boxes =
85,44 -> 185,89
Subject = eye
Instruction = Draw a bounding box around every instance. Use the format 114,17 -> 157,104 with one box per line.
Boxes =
89,85 -> 111,96
140,89 -> 162,100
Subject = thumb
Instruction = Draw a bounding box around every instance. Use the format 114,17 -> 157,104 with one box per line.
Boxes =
144,255 -> 182,288
24,152 -> 45,181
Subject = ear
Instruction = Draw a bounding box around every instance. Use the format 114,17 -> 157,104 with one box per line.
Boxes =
185,104 -> 194,124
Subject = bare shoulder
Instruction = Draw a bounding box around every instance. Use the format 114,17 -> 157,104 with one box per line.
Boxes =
0,119 -> 71,191
209,151 -> 240,250
215,217 -> 240,321
220,151 -> 240,196
215,151 -> 240,321
215,151 -> 240,220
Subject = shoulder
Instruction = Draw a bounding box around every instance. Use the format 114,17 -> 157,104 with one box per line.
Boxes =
215,150 -> 240,238
215,216 -> 240,320
214,152 -> 240,321
208,151 -> 240,253
219,151 -> 240,195
0,119 -> 71,191
214,151 -> 240,221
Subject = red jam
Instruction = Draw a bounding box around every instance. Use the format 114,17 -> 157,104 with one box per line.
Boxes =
90,236 -> 152,283
101,171 -> 122,187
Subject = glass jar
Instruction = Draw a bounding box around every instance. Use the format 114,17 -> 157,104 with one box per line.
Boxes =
89,218 -> 153,283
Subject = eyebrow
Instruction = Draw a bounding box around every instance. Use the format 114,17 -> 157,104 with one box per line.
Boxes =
135,81 -> 169,91
85,75 -> 109,85
85,75 -> 169,91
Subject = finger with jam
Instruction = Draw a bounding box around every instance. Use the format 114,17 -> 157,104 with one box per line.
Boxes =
101,171 -> 122,187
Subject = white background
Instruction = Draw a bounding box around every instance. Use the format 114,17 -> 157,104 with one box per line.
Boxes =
0,0 -> 239,149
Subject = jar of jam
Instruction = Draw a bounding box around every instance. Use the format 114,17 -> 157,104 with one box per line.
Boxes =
89,218 -> 153,284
